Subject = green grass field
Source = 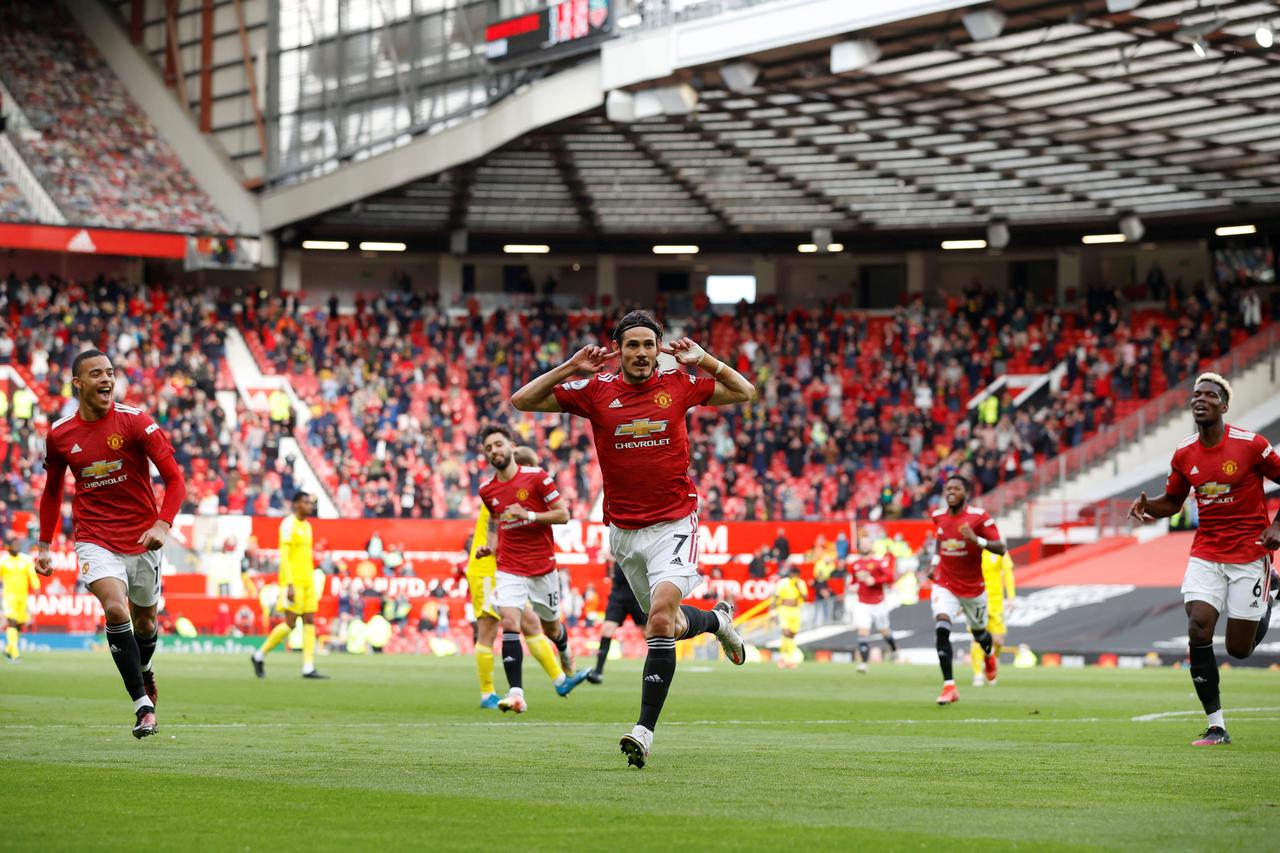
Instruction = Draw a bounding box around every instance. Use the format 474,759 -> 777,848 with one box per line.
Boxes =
2,653 -> 1279,851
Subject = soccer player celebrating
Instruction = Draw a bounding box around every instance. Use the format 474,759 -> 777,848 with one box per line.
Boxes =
850,537 -> 898,674
585,551 -> 647,684
476,427 -> 588,712
773,565 -> 807,669
971,547 -> 1015,687
251,492 -> 329,679
512,309 -> 753,768
928,475 -> 1006,705
1128,373 -> 1280,746
35,350 -> 186,738
3,537 -> 41,661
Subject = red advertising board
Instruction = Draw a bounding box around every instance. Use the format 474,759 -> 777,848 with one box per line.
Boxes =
0,223 -> 187,259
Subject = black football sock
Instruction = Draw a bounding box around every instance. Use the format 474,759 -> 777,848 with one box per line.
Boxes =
550,623 -> 569,653
883,633 -> 898,652
501,632 -> 523,691
1188,643 -> 1221,716
973,629 -> 994,657
595,636 -> 612,674
935,625 -> 954,682
105,622 -> 148,704
137,629 -> 158,672
676,604 -> 719,640
858,641 -> 871,663
1254,599 -> 1273,651
637,636 -> 676,731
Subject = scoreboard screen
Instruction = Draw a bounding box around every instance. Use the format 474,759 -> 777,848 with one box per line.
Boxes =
485,0 -> 613,62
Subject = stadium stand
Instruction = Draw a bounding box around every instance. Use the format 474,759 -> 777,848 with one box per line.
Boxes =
0,162 -> 33,221
0,2 -> 230,234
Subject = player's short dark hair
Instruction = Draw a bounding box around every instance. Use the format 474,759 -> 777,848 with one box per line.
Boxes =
71,349 -> 110,376
611,310 -> 663,345
292,491 -> 312,503
481,425 -> 513,445
945,474 -> 973,494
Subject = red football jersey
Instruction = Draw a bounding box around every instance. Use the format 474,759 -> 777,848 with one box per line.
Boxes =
43,402 -> 177,556
553,368 -> 715,529
931,505 -> 999,598
851,555 -> 895,604
477,465 -> 561,577
1165,425 -> 1280,564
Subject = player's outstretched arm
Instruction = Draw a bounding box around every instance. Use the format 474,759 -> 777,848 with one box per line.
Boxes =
501,497 -> 570,526
35,454 -> 69,576
663,338 -> 755,406
511,345 -> 617,412
959,522 -> 1007,556
1127,490 -> 1183,523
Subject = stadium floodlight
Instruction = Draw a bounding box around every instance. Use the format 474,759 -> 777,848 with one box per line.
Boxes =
1215,224 -> 1257,236
359,241 -> 406,252
301,240 -> 349,250
1257,25 -> 1274,49
941,239 -> 987,250
826,243 -> 845,253
1082,233 -> 1126,244
1192,36 -> 1208,58
720,62 -> 760,93
652,244 -> 699,254
830,39 -> 881,74
1119,214 -> 1145,243
797,243 -> 819,253
962,7 -> 1007,42
1104,0 -> 1143,12
503,244 -> 551,254
607,84 -> 698,122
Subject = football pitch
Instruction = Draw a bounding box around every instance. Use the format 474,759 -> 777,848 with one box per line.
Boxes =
2,653 -> 1278,851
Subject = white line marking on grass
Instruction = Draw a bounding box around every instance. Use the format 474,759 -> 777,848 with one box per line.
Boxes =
1131,707 -> 1280,722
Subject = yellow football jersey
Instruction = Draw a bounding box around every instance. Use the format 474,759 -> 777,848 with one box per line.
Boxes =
467,505 -> 497,576
1,552 -> 39,598
775,576 -> 808,606
279,514 -> 315,588
981,550 -> 1015,608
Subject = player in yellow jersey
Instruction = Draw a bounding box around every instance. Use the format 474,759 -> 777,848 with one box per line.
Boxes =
251,492 -> 329,679
774,566 -> 808,669
3,538 -> 41,661
971,548 -> 1015,686
468,444 -> 582,709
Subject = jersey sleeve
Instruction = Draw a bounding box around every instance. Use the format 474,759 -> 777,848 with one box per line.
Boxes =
278,518 -> 296,585
1256,435 -> 1280,482
1002,555 -> 1016,600
976,512 -> 1000,541
551,377 -> 597,418
537,469 -> 561,506
134,411 -> 176,463
684,373 -> 716,408
1164,454 -> 1191,501
469,504 -> 490,559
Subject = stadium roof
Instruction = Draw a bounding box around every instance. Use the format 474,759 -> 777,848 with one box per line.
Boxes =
295,0 -> 1280,248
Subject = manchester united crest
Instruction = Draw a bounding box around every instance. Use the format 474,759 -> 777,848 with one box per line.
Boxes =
516,488 -> 530,502
106,433 -> 125,450
1222,459 -> 1239,476
653,391 -> 672,409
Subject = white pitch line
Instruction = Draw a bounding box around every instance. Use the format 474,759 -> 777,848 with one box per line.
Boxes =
1131,707 -> 1280,722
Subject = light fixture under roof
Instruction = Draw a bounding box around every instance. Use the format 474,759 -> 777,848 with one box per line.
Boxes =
826,243 -> 844,253
720,62 -> 760,93
1082,233 -> 1126,244
1104,0 -> 1143,12
962,7 -> 1007,42
797,243 -> 818,253
301,240 -> 348,250
1215,224 -> 1257,237
1257,24 -> 1274,49
359,241 -> 406,252
503,244 -> 550,254
652,245 -> 699,255
941,239 -> 987,250
830,39 -> 881,74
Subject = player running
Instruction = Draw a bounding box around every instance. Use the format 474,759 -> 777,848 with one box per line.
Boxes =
477,427 -> 589,713
35,350 -> 186,738
3,538 -> 41,661
773,565 -> 807,669
1128,373 -> 1280,746
252,492 -> 329,679
849,537 -> 898,674
512,309 -> 754,768
928,475 -> 1006,706
971,547 -> 1015,687
585,550 -> 647,684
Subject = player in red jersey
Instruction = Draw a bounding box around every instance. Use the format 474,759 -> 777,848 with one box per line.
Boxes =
928,475 -> 1006,705
849,537 -> 898,674
512,309 -> 754,768
1128,373 -> 1280,746
34,350 -> 186,739
476,427 -> 589,712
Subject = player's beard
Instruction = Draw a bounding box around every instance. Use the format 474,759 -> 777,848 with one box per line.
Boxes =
488,452 -> 511,470
624,358 -> 653,383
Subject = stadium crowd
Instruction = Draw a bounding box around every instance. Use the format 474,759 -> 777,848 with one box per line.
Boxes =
0,2 -> 230,234
0,165 -> 33,221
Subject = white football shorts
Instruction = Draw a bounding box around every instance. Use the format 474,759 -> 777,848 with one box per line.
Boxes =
492,569 -> 561,621
1182,556 -> 1272,620
608,511 -> 702,614
854,600 -> 892,633
931,584 -> 989,631
75,542 -> 162,607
